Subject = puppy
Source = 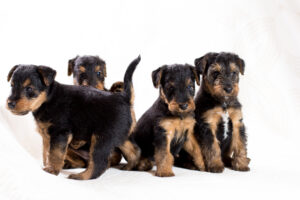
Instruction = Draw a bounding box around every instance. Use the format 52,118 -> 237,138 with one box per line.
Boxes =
177,52 -> 250,172
66,55 -> 129,168
6,56 -> 141,180
131,64 -> 205,177
68,55 -> 124,92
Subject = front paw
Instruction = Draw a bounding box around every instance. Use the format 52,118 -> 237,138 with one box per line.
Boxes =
43,166 -> 59,175
207,164 -> 224,173
232,157 -> 250,171
155,170 -> 175,177
68,173 -> 84,180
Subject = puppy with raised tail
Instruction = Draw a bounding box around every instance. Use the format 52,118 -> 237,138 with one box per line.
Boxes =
6,56 -> 141,180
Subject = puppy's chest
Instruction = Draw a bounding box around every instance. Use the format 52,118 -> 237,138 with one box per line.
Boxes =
159,116 -> 195,141
202,107 -> 232,141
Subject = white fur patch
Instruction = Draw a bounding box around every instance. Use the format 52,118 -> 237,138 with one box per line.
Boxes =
222,111 -> 229,139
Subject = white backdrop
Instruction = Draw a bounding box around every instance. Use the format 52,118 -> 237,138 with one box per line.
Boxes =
0,0 -> 299,199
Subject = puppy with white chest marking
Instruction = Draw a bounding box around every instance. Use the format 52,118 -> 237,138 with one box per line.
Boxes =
176,52 -> 250,172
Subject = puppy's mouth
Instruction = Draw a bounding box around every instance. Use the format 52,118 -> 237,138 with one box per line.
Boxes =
168,105 -> 195,115
9,109 -> 29,115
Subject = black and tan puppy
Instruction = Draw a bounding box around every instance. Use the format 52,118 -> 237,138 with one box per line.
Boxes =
177,52 -> 250,172
6,56 -> 141,180
66,55 -> 130,168
68,55 -> 124,92
131,64 -> 205,177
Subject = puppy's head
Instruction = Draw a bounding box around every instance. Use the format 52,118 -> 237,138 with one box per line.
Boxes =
68,56 -> 106,90
195,52 -> 245,101
152,64 -> 200,115
6,65 -> 56,115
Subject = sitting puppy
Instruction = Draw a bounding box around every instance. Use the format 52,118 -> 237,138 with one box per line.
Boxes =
68,55 -> 124,92
66,55 -> 132,168
179,52 -> 250,172
6,56 -> 141,180
131,64 -> 205,177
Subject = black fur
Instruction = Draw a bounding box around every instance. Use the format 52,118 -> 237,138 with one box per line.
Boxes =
131,64 -> 203,176
6,56 -> 141,180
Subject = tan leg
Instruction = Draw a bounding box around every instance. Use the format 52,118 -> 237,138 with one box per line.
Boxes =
43,134 -> 72,175
202,107 -> 224,172
42,136 -> 50,167
108,149 -> 122,167
228,108 -> 250,171
154,135 -> 174,177
183,133 -> 205,171
119,140 -> 141,170
68,134 -> 111,180
64,148 -> 87,169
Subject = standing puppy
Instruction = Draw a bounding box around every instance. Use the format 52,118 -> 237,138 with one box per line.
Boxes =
6,56 -> 140,180
132,64 -> 205,177
192,52 -> 250,172
66,55 -> 130,168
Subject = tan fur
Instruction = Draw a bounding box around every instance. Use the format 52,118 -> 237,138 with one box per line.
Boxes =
202,107 -> 224,171
109,81 -> 124,92
64,148 -> 87,168
183,132 -> 205,171
22,79 -> 31,87
230,63 -> 238,71
36,121 -> 52,166
227,108 -> 249,171
137,157 -> 153,171
108,151 -> 122,167
44,134 -> 72,175
154,142 -> 174,177
155,116 -> 196,176
68,134 -> 97,180
70,140 -> 86,149
119,140 -> 140,170
160,89 -> 195,113
95,65 -> 100,72
95,81 -> 104,90
13,91 -> 47,114
79,66 -> 86,73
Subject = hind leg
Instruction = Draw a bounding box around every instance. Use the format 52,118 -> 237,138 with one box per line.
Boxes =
119,140 -> 141,170
68,134 -> 112,180
63,148 -> 87,169
108,148 -> 122,167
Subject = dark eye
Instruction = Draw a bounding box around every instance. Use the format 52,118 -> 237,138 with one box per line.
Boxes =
97,71 -> 101,77
212,71 -> 219,79
25,86 -> 35,98
232,71 -> 237,76
187,85 -> 193,90
25,86 -> 33,93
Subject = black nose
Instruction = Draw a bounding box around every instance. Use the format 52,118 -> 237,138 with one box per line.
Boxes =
224,87 -> 233,94
179,104 -> 188,110
8,101 -> 16,109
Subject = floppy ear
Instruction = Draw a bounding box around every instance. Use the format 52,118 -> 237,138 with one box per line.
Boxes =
234,55 -> 245,75
68,56 -> 78,76
7,65 -> 20,82
194,53 -> 218,75
189,65 -> 200,86
37,66 -> 57,86
152,65 -> 166,88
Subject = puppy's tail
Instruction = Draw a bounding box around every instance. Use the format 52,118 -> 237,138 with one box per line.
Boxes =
123,55 -> 141,105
